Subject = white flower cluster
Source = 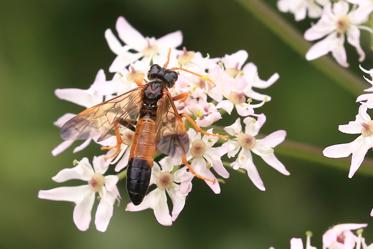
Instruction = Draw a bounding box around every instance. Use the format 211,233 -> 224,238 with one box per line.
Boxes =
323,66 -> 373,218
39,16 -> 288,231
287,223 -> 371,249
277,0 -> 373,67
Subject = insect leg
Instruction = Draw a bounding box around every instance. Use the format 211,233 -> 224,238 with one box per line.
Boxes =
181,153 -> 216,183
172,92 -> 189,102
101,121 -> 123,159
180,113 -> 228,140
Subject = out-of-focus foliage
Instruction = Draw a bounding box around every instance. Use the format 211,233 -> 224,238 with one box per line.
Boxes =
0,0 -> 372,248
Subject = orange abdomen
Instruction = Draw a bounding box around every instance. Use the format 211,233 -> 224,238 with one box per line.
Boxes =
129,118 -> 157,167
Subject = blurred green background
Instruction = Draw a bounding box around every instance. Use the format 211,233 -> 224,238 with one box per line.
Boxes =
1,0 -> 373,248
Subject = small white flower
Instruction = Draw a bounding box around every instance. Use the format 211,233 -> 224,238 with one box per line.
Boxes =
304,1 -> 371,67
223,115 -> 289,191
126,157 -> 193,226
291,233 -> 316,249
38,156 -> 120,232
187,128 -> 229,194
323,105 -> 373,178
322,223 -> 367,249
278,0 -> 329,21
105,16 -> 182,72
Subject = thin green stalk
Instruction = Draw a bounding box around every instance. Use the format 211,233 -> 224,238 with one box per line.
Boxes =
235,0 -> 366,96
277,139 -> 373,177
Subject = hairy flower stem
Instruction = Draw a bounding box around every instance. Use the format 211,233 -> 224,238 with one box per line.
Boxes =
235,0 -> 366,96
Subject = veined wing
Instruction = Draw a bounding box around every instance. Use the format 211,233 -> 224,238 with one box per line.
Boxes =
155,92 -> 189,157
61,87 -> 143,141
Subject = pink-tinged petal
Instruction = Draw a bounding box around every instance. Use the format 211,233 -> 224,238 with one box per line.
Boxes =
167,185 -> 187,222
260,130 -> 286,148
323,143 -> 354,158
331,38 -> 348,68
109,53 -> 143,73
370,208 -> 373,217
347,26 -> 365,62
51,140 -> 74,156
115,149 -> 130,172
126,189 -> 172,226
333,1 -> 349,16
157,31 -> 183,49
54,113 -> 75,127
339,122 -> 363,135
358,104 -> 370,122
55,88 -> 96,108
306,33 -> 338,61
105,29 -> 125,55
236,103 -> 254,117
52,158 -> 93,182
222,50 -> 248,69
253,146 -> 289,175
115,16 -> 146,50
234,149 -> 265,191
216,100 -> 234,114
95,192 -> 117,232
92,156 -> 110,174
205,150 -> 229,178
244,113 -> 266,136
323,223 -> 367,249
191,158 -> 220,194
38,185 -> 92,203
349,138 -> 370,178
224,118 -> 242,136
290,238 -> 304,249
73,139 -> 92,154
73,192 -> 95,231
104,175 -> 119,193
222,140 -> 240,158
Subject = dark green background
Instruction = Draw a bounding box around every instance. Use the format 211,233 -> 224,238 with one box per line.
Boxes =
1,0 -> 372,248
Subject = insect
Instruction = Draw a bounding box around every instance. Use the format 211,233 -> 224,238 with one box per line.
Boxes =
60,49 -> 225,205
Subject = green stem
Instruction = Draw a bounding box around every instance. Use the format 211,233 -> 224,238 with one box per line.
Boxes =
235,0 -> 366,96
278,139 -> 373,177
117,170 -> 127,180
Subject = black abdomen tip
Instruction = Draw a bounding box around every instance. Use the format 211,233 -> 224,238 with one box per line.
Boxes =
127,158 -> 151,205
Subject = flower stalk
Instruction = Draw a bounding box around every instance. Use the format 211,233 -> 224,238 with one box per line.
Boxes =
235,0 -> 366,96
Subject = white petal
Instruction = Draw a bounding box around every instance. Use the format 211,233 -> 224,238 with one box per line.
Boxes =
191,158 -> 220,194
73,192 -> 95,231
115,16 -> 146,51
126,189 -> 172,226
52,158 -> 94,182
216,100 -> 234,114
51,140 -> 74,156
105,29 -> 125,55
167,185 -> 187,222
331,36 -> 348,67
290,238 -> 304,249
109,53 -> 143,73
349,138 -> 371,178
306,33 -> 338,61
259,130 -> 286,147
38,185 -> 92,203
235,149 -> 265,191
55,88 -> 96,108
253,145 -> 289,175
205,150 -> 229,178
224,118 -> 242,136
222,140 -> 240,158
157,31 -> 183,49
323,143 -> 354,158
339,122 -> 363,134
54,113 -> 75,127
93,155 -> 110,174
115,149 -> 130,172
236,103 -> 254,117
73,139 -> 92,154
95,192 -> 117,232
347,26 -> 365,62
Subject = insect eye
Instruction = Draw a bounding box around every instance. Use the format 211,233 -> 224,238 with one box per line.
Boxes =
164,71 -> 178,87
148,64 -> 162,79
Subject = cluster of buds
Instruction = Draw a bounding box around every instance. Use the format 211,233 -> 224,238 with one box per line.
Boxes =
38,17 -> 288,231
277,0 -> 373,67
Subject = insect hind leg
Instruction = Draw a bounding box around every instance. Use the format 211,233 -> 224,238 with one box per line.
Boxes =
181,153 -> 216,183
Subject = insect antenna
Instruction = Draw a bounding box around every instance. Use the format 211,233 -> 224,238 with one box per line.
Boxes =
168,66 -> 215,87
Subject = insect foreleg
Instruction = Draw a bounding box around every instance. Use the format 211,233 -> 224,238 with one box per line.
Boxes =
172,92 -> 189,102
181,153 -> 215,183
101,121 -> 123,159
119,118 -> 137,132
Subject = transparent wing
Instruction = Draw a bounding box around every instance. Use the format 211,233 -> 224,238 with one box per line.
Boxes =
155,93 -> 189,157
60,87 -> 143,141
